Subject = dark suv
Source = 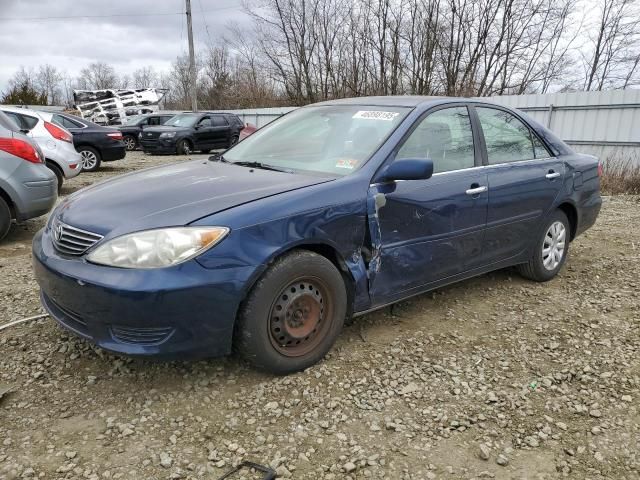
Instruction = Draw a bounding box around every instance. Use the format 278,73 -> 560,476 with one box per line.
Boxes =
118,113 -> 175,151
140,112 -> 244,155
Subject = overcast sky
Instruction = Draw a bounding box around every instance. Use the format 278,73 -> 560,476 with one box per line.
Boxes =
0,0 -> 248,92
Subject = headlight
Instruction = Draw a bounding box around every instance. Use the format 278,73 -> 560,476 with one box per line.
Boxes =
86,227 -> 229,269
159,132 -> 177,138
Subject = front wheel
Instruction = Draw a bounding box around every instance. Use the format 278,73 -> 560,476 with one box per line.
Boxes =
123,135 -> 137,151
78,147 -> 102,172
235,250 -> 347,374
518,210 -> 570,282
177,139 -> 192,155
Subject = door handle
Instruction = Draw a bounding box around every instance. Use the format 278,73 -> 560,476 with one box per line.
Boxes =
465,186 -> 488,195
545,172 -> 561,179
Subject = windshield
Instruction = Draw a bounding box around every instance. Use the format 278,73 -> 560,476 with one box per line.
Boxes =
124,115 -> 142,126
223,105 -> 410,176
165,113 -> 198,128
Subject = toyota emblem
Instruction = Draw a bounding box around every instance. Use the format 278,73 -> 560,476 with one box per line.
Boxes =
54,222 -> 63,241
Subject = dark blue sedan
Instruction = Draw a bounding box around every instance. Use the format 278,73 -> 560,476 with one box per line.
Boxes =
33,96 -> 601,374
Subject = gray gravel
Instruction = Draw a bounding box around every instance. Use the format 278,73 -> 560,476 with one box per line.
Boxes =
1,152 -> 639,479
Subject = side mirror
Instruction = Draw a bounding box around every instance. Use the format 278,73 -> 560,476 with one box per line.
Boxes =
20,128 -> 30,134
379,158 -> 434,182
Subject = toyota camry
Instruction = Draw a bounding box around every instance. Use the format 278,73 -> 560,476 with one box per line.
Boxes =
33,96 -> 601,374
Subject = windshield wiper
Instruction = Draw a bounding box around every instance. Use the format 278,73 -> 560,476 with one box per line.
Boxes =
229,161 -> 292,173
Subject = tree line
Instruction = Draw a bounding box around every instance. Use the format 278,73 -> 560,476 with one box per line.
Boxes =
2,0 -> 639,109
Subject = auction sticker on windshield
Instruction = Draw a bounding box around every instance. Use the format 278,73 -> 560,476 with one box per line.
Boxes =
352,110 -> 400,121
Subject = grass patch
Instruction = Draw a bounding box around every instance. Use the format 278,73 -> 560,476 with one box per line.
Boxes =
601,157 -> 640,195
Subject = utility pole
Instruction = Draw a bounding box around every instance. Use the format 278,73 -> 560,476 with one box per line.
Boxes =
185,0 -> 198,112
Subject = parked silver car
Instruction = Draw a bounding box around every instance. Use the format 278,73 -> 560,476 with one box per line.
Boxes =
0,111 -> 58,241
0,106 -> 81,191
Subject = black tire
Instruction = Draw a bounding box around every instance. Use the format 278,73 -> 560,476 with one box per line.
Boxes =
201,149 -> 211,154
123,135 -> 137,151
78,146 -> 102,172
46,162 -> 64,193
518,209 -> 570,282
0,196 -> 11,242
235,250 -> 347,374
177,139 -> 193,155
229,134 -> 239,148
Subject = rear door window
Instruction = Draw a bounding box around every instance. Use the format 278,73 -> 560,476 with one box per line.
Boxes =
476,107 -> 538,164
212,116 -> 228,127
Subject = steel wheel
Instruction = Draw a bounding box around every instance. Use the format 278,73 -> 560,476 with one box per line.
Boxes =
542,221 -> 566,271
268,278 -> 333,357
123,136 -> 136,150
80,149 -> 98,170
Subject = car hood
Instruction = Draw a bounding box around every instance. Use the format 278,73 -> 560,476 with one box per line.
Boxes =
55,160 -> 333,237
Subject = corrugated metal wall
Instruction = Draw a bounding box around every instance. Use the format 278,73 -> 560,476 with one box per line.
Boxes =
226,90 -> 640,163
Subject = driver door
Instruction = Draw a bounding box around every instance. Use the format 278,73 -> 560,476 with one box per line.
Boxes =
194,116 -> 214,148
368,105 -> 489,305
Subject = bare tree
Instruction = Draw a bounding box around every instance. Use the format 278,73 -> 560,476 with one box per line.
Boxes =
133,66 -> 159,89
78,62 -> 119,90
583,0 -> 640,90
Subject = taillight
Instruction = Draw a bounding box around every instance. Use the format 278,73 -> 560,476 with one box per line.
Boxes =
44,121 -> 73,143
0,138 -> 41,163
597,161 -> 603,177
107,132 -> 123,141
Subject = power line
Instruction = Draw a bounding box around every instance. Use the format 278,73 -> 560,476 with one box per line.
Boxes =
0,6 -> 240,22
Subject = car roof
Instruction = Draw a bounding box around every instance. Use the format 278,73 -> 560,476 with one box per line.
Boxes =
312,95 -> 449,108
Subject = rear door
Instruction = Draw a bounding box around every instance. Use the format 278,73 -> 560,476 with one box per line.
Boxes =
211,115 -> 230,146
368,105 -> 489,304
473,106 -> 565,264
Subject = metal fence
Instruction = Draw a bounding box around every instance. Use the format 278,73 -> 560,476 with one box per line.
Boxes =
225,90 -> 640,164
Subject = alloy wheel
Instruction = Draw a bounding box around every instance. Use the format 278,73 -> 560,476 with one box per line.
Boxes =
80,150 -> 98,170
542,221 -> 566,271
123,136 -> 136,150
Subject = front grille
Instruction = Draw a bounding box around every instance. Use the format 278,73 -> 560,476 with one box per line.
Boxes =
51,219 -> 103,255
110,325 -> 174,345
142,131 -> 161,140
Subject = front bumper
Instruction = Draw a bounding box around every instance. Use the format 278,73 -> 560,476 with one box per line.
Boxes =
140,138 -> 177,154
32,229 -> 256,359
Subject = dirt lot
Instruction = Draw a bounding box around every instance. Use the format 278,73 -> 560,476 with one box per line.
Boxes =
1,152 -> 639,480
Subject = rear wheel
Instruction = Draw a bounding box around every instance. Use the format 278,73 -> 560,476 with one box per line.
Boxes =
78,146 -> 101,172
229,135 -> 239,148
518,209 -> 570,282
177,139 -> 192,155
123,135 -> 137,151
0,197 -> 11,241
235,250 -> 347,374
46,161 -> 64,193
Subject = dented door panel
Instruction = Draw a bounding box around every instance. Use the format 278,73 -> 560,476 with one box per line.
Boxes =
366,170 -> 489,305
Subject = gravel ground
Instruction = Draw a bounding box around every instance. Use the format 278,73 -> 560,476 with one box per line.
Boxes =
1,152 -> 639,480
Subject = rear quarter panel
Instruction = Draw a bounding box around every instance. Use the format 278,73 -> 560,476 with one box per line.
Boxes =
560,153 -> 602,237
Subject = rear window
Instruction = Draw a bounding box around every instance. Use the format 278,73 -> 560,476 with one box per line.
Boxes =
4,111 -> 39,130
53,114 -> 83,129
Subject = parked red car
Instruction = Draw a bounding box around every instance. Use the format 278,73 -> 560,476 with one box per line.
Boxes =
239,123 -> 257,141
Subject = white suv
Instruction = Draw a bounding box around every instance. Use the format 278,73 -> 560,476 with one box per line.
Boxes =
0,106 -> 81,191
